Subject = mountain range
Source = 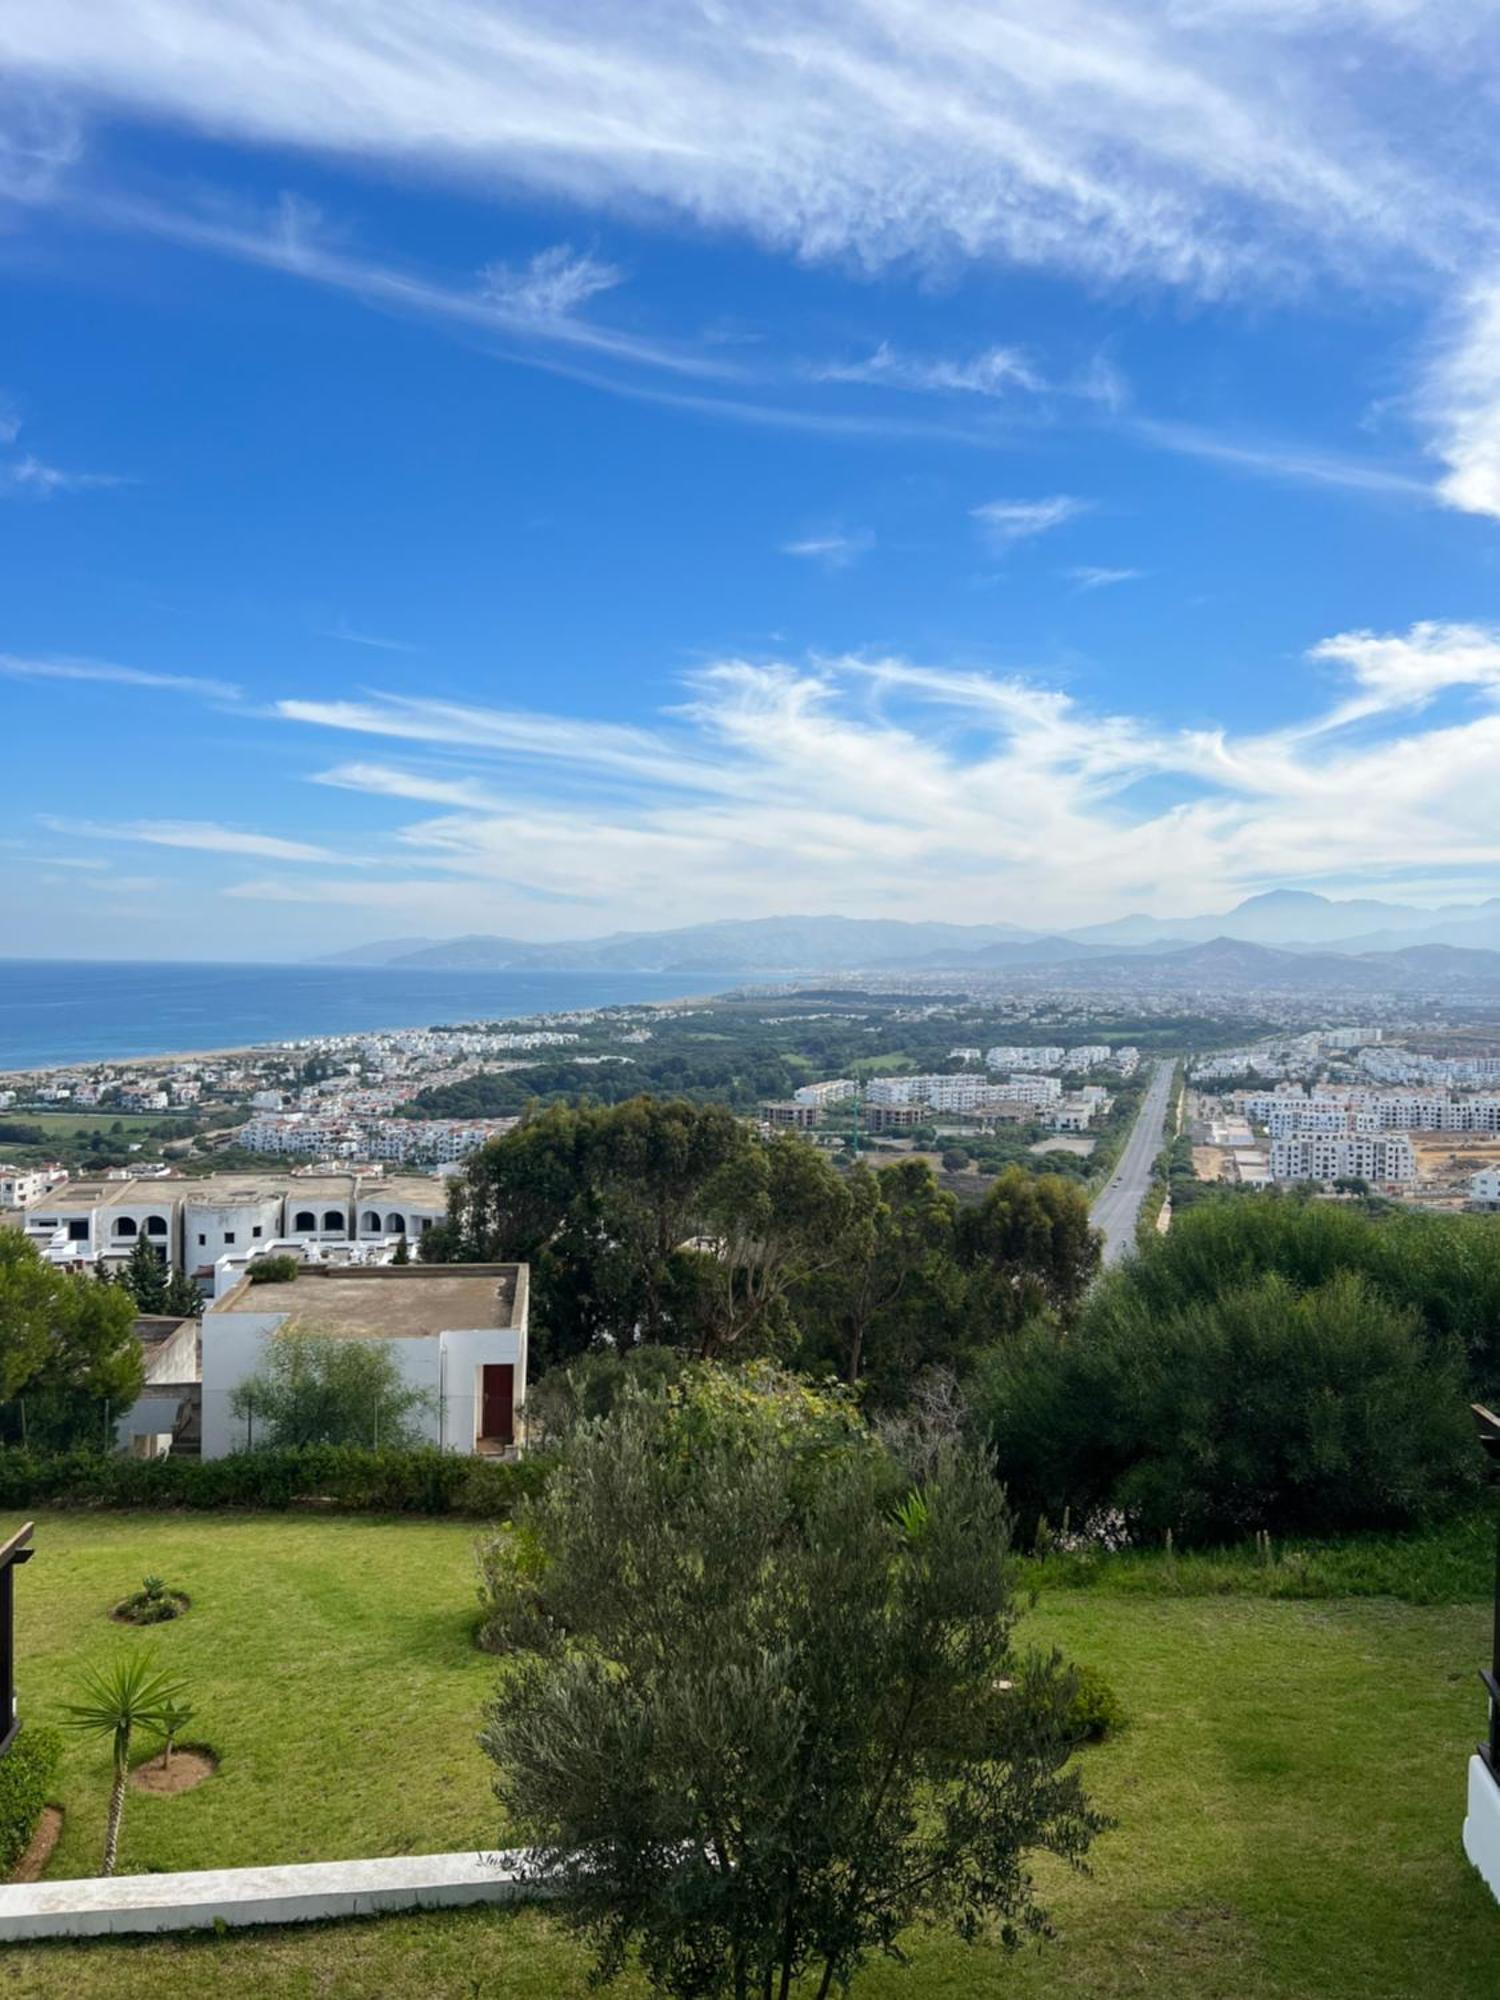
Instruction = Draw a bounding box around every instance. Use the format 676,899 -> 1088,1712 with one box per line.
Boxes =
319,892 -> 1500,991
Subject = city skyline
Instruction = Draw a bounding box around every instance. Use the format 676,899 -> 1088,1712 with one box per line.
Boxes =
7,6 -> 1500,955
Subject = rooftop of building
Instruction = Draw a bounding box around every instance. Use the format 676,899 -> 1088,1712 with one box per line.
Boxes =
21,1170 -> 451,1212
209,1262 -> 525,1338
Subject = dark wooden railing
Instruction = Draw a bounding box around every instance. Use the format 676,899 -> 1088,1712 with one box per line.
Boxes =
1473,1408 -> 1500,1783
0,1521 -> 35,1759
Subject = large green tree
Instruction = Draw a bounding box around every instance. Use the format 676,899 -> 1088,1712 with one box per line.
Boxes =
228,1325 -> 432,1448
792,1160 -> 961,1391
955,1167 -> 1100,1334
481,1371 -> 1104,1999
975,1267 -> 1474,1542
118,1236 -> 169,1314
0,1232 -> 142,1450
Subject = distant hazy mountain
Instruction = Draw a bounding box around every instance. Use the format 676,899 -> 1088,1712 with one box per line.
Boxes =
320,937 -> 440,966
1041,936 -> 1500,993
319,895 -> 1500,986
325,915 -> 1042,974
1064,889 -> 1499,951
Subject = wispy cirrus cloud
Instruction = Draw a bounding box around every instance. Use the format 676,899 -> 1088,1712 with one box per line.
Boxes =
815,342 -> 1044,398
0,0 -> 1475,295
1066,565 -> 1142,590
480,243 -> 623,321
1,452 -> 127,496
40,815 -> 348,863
972,495 -> 1091,547
0,653 -> 240,700
780,529 -> 874,569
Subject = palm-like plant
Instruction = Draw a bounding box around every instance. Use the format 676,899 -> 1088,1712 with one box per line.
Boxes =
62,1652 -> 192,1876
156,1696 -> 195,1772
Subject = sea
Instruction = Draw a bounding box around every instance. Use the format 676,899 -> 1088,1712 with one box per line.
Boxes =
0,960 -> 737,1072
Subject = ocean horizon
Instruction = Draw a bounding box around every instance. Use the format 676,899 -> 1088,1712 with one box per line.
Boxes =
0,960 -> 736,1072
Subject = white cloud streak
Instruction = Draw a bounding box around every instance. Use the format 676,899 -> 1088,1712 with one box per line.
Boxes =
816,342 -> 1045,397
0,0 -> 1480,296
1,453 -> 126,497
780,530 -> 874,568
972,495 -> 1091,546
0,653 -> 240,700
41,816 -> 349,863
1067,565 -> 1141,590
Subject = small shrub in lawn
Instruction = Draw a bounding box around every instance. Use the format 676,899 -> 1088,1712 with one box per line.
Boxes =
114,1575 -> 189,1625
1065,1664 -> 1125,1743
0,1724 -> 61,1875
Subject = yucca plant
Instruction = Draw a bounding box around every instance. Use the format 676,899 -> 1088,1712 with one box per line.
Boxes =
156,1696 -> 195,1772
62,1652 -> 193,1875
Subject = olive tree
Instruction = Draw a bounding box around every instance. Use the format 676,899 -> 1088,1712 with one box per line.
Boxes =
480,1370 -> 1105,1999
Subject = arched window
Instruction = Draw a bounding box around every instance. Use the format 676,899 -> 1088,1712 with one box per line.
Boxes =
362,1210 -> 382,1233
292,1210 -> 316,1233
113,1216 -> 137,1238
145,1216 -> 168,1236
385,1212 -> 406,1235
322,1210 -> 345,1233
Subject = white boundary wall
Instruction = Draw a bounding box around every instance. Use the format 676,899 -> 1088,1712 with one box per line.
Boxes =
0,1847 -> 543,1941
1465,1755 -> 1500,1905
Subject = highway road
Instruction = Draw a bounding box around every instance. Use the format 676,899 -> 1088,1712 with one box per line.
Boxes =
1090,1059 -> 1177,1267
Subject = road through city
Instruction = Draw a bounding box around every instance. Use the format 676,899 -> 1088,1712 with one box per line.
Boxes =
1090,1060 -> 1177,1267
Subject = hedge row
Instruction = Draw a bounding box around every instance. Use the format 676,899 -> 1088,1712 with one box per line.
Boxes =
0,1724 -> 60,1876
0,1446 -> 551,1518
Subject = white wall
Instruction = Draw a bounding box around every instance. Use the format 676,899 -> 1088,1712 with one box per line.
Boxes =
184,1196 -> 283,1273
201,1312 -> 526,1457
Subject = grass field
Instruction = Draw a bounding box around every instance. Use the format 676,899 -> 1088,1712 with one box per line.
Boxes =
3,1113 -> 169,1136
6,1509 -> 1500,1998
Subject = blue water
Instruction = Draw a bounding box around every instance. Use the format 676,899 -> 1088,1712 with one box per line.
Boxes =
0,961 -> 734,1071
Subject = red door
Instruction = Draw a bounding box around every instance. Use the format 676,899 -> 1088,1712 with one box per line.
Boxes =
480,1363 -> 514,1445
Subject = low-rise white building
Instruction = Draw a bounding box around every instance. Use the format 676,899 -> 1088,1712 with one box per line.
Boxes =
201,1262 -> 530,1459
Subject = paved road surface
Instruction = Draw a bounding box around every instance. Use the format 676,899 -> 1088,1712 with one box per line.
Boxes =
1090,1060 -> 1177,1267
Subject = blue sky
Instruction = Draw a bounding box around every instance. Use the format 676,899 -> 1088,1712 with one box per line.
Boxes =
6,3 -> 1500,959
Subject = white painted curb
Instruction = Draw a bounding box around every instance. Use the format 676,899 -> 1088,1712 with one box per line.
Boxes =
0,1846 -> 544,1941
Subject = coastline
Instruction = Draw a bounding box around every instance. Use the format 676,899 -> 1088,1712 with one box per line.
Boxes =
0,975 -> 742,1080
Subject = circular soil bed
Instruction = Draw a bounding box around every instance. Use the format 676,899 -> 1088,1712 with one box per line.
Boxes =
131,1748 -> 216,1796
111,1592 -> 190,1625
10,1805 -> 63,1883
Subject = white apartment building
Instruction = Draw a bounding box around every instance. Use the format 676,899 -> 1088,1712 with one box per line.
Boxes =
864,1075 -> 945,1107
948,1047 -> 982,1063
1064,1045 -> 1111,1071
1005,1073 -> 1064,1106
1471,1167 -> 1500,1210
1269,1134 -> 1416,1186
985,1045 -> 1066,1072
791,1079 -> 858,1107
20,1172 -> 451,1275
0,1164 -> 68,1209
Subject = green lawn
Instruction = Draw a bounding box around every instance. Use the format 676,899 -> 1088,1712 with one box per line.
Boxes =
6,1510 -> 1500,1998
6,1113 -> 169,1136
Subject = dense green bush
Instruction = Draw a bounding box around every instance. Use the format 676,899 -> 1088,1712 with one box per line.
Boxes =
975,1269 -> 1475,1544
0,1723 -> 61,1874
247,1254 -> 301,1285
0,1445 -> 550,1517
1064,1665 -> 1125,1743
1109,1194 -> 1500,1397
